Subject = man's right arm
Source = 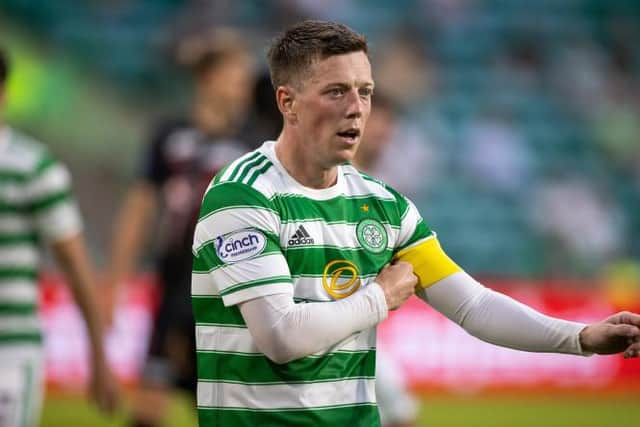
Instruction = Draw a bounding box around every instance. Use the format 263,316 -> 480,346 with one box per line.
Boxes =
239,262 -> 416,364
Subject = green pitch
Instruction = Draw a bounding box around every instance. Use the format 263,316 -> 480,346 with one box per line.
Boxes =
41,393 -> 637,427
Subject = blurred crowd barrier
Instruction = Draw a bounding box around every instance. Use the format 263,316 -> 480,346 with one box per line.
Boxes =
41,274 -> 640,394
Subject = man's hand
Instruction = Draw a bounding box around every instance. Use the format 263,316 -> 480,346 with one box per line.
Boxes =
89,358 -> 119,415
579,311 -> 640,357
375,261 -> 418,310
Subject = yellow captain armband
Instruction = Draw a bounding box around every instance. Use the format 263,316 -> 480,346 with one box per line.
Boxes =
394,236 -> 462,288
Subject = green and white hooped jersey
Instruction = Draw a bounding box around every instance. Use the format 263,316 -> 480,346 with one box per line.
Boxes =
192,140 -> 432,427
0,128 -> 82,349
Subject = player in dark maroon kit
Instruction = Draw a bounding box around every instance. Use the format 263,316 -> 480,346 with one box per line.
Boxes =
104,29 -> 255,427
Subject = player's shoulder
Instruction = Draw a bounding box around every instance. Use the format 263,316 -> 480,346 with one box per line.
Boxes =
209,144 -> 278,194
1,128 -> 56,176
200,146 -> 278,212
342,163 -> 403,202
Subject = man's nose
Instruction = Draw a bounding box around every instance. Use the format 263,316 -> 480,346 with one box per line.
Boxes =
345,89 -> 363,119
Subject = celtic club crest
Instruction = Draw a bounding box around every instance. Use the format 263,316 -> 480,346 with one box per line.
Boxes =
356,219 -> 388,254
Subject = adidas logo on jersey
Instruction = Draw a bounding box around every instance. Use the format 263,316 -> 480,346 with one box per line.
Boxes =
288,225 -> 315,246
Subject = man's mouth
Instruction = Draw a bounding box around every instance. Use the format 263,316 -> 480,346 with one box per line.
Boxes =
336,128 -> 361,143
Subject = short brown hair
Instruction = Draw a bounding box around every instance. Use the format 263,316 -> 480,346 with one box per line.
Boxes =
176,28 -> 250,77
267,20 -> 368,89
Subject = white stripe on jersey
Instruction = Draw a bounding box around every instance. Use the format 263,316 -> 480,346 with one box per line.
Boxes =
35,202 -> 82,243
0,316 -> 41,334
291,275 -> 377,302
193,253 -> 290,295
0,215 -> 32,234
0,282 -> 38,304
26,165 -> 70,200
196,324 -> 376,355
197,377 -> 376,409
0,246 -> 39,269
397,199 -> 422,248
280,221 -> 398,251
193,207 -> 280,252
209,254 -> 291,293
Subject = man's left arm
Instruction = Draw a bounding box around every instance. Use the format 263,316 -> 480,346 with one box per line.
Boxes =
397,238 -> 640,357
51,233 -> 119,411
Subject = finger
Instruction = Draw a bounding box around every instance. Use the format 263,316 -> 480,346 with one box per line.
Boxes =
610,324 -> 640,339
623,341 -> 640,358
393,261 -> 412,271
613,311 -> 640,327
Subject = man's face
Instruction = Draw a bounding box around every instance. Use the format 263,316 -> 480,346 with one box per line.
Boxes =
198,54 -> 253,120
291,51 -> 373,167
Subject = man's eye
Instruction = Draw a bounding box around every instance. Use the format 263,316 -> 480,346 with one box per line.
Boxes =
330,88 -> 345,96
359,88 -> 372,97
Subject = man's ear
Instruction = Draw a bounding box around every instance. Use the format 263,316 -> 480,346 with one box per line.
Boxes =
276,85 -> 297,124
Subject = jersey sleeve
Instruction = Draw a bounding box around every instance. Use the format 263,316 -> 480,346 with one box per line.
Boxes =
192,181 -> 291,306
28,154 -> 83,243
392,193 -> 461,288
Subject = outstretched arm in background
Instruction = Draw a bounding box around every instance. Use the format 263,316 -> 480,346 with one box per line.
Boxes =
51,232 -> 119,413
103,182 -> 157,326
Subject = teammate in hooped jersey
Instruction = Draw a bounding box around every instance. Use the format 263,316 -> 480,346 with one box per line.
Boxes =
191,21 -> 640,427
0,47 -> 117,427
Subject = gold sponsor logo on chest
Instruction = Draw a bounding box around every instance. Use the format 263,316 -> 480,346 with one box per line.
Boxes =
322,259 -> 361,299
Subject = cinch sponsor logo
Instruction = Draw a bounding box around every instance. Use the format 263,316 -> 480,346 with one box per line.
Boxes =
215,229 -> 267,263
288,225 -> 315,246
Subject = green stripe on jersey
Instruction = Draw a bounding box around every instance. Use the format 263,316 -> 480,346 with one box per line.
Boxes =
197,403 -> 380,427
0,233 -> 38,246
0,268 -> 38,281
227,152 -> 262,182
0,303 -> 37,315
0,171 -> 29,183
30,190 -> 72,212
34,155 -> 57,176
197,349 -> 375,383
0,332 -> 42,345
220,276 -> 292,296
0,201 -> 29,214
246,161 -> 273,186
236,155 -> 269,183
199,182 -> 276,221
400,219 -> 433,250
193,296 -> 245,326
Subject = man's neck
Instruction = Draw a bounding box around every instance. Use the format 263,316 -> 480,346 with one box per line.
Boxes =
275,133 -> 338,189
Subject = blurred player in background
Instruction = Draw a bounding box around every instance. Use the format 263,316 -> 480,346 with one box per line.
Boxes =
0,47 -> 117,427
104,29 -> 255,427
